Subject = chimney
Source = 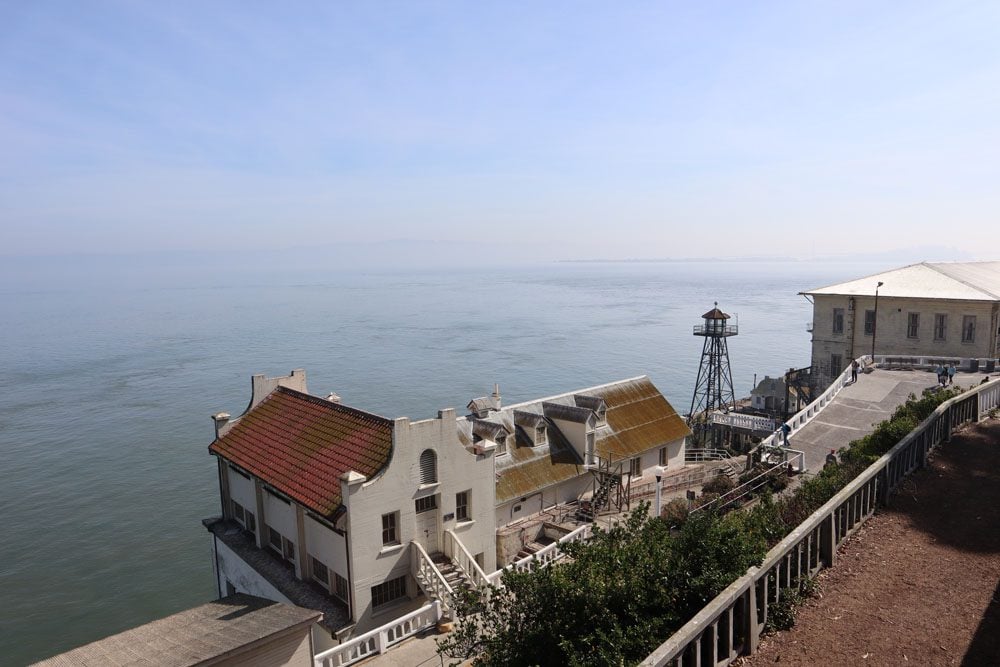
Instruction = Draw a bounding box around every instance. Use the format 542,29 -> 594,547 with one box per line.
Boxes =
492,383 -> 502,410
211,412 -> 231,438
325,392 -> 342,404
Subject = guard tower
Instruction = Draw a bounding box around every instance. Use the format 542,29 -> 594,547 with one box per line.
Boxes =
688,303 -> 738,445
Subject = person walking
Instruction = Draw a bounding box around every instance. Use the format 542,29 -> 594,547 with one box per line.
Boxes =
935,364 -> 946,387
851,359 -> 859,383
780,421 -> 791,447
948,364 -> 956,385
825,449 -> 838,467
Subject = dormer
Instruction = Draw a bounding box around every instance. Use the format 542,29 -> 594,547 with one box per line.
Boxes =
574,395 -> 607,427
472,419 -> 510,456
514,410 -> 549,447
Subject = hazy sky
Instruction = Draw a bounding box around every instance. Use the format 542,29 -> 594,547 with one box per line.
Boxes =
2,1 -> 999,262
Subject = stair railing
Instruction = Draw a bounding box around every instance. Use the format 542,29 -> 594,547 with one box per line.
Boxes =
442,529 -> 490,589
409,541 -> 454,613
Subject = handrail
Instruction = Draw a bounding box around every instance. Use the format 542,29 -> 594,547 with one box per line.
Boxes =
750,354 -> 871,457
410,541 -> 454,612
485,522 -> 592,584
641,378 -> 1000,666
313,600 -> 441,667
443,529 -> 491,589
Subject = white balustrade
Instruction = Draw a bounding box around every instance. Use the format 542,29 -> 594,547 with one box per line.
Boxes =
313,601 -> 442,667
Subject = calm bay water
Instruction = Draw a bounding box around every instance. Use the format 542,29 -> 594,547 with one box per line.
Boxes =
0,260 -> 870,664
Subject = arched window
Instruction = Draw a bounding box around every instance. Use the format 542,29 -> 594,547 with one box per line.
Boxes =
419,449 -> 438,485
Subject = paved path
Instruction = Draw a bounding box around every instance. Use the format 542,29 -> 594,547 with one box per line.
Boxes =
788,369 -> 979,472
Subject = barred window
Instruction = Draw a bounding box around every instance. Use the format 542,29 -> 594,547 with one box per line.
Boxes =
268,525 -> 282,552
833,308 -> 844,335
311,557 -> 329,585
371,576 -> 407,608
934,314 -> 947,341
231,500 -> 245,524
334,573 -> 349,602
907,313 -> 919,339
962,315 -> 976,343
864,310 -> 875,336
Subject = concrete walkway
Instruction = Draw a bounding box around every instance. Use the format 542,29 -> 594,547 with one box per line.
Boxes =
788,368 -> 980,472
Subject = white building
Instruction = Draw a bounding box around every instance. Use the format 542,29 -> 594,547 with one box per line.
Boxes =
803,261 -> 1000,389
205,370 -> 689,646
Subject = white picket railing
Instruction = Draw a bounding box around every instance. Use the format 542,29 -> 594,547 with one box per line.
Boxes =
443,529 -> 491,589
410,541 -> 454,613
710,412 -> 776,432
313,600 -> 442,667
485,522 -> 592,584
641,378 -> 1000,667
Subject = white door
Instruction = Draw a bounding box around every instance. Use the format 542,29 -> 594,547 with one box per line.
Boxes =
414,495 -> 440,554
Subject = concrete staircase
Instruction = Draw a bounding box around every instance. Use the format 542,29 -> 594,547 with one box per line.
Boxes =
430,554 -> 474,600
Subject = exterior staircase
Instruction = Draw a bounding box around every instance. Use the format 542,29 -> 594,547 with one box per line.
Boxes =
685,448 -> 744,481
577,470 -> 621,522
430,553 -> 475,596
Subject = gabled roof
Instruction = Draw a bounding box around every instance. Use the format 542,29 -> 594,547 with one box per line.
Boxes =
209,387 -> 393,518
751,376 -> 785,396
483,376 -> 690,504
801,261 -> 1000,301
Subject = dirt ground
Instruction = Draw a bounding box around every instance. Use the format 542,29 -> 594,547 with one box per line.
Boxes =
738,419 -> 1000,667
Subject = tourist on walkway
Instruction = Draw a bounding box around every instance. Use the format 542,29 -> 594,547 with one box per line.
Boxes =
780,421 -> 791,446
948,364 -> 956,385
851,359 -> 859,383
825,449 -> 838,467
935,364 -> 946,386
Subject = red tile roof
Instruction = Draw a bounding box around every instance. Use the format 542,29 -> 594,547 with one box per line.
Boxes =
209,387 -> 394,518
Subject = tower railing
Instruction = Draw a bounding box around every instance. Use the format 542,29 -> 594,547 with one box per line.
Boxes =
693,324 -> 738,336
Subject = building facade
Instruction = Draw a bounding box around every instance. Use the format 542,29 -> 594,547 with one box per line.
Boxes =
803,261 -> 1000,389
205,370 -> 689,644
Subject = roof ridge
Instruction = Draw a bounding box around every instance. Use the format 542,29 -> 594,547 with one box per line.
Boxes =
274,386 -> 395,426
499,375 -> 650,411
800,261 -> 926,294
925,262 -> 1000,300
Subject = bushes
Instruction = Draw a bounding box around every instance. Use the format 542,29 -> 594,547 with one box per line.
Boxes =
661,498 -> 689,527
702,473 -> 736,495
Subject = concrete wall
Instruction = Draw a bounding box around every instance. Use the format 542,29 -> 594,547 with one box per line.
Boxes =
810,295 -> 999,387
341,408 -> 496,628
213,536 -> 293,604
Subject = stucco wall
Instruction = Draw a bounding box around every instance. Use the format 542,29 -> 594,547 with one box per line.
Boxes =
213,535 -> 293,604
342,408 -> 497,627
810,295 -> 999,387
227,466 -> 255,511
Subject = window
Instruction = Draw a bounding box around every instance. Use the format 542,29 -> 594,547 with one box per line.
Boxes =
830,354 -> 843,377
311,557 -> 329,586
863,310 -> 875,336
907,313 -> 920,339
659,447 -> 668,467
962,315 -> 976,343
231,500 -> 245,524
495,435 -> 508,456
629,457 -> 641,477
456,491 -> 470,522
334,573 -> 349,602
832,308 -> 844,334
381,512 -> 398,546
419,449 -> 437,485
934,314 -> 947,341
283,539 -> 295,561
534,426 -> 547,446
371,575 -> 407,608
415,495 -> 437,514
268,525 -> 283,552
245,510 -> 256,534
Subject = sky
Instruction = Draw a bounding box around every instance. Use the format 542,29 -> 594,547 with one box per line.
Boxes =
1,1 -> 999,266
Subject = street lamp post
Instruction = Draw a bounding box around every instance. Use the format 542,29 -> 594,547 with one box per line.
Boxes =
871,281 -> 884,360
